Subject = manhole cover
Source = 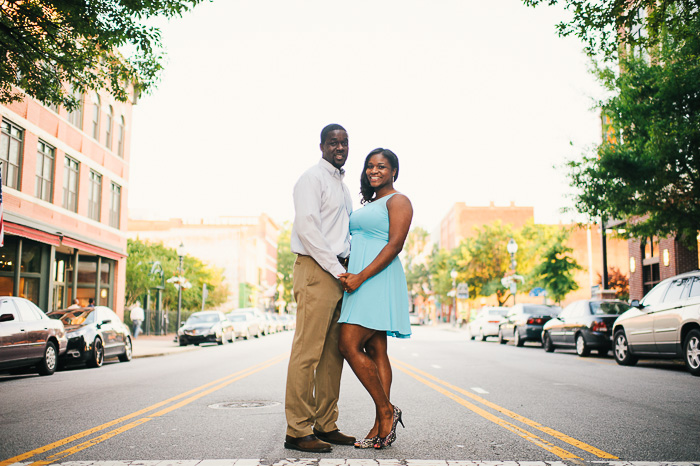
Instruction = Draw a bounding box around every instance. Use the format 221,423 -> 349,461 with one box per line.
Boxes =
209,401 -> 280,409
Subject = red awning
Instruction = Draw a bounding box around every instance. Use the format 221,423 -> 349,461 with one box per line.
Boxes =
4,222 -> 126,260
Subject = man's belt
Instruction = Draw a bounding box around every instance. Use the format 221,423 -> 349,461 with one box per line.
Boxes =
337,255 -> 349,268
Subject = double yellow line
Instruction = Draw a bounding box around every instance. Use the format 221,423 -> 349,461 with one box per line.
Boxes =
1,353 -> 288,466
392,357 -> 618,461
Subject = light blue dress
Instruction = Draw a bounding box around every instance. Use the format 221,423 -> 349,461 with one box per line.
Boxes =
338,193 -> 411,338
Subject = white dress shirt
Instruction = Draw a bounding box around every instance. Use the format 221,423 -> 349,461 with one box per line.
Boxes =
291,159 -> 353,278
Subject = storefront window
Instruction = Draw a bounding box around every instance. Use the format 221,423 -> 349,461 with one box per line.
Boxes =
19,277 -> 40,303
100,261 -> 110,283
21,242 -> 42,273
0,240 -> 16,272
77,260 -> 97,283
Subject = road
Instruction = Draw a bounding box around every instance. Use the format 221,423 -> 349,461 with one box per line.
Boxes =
1,324 -> 699,466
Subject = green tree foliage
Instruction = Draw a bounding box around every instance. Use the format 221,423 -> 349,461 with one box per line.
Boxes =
404,227 -> 431,300
530,231 -> 582,304
276,222 -> 294,306
126,239 -> 228,311
0,0 -> 206,108
524,1 -> 700,243
427,246 -> 454,306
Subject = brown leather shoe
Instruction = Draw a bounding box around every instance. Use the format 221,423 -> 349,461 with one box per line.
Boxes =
284,434 -> 332,453
312,428 -> 356,445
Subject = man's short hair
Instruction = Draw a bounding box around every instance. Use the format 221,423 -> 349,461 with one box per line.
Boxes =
320,124 -> 347,144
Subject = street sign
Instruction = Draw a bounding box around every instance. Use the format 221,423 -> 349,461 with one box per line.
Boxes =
456,283 -> 469,299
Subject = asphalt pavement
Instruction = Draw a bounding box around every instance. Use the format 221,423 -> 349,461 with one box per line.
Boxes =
131,333 -> 199,358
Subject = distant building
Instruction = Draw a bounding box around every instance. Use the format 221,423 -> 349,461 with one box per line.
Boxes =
128,214 -> 280,310
1,88 -> 133,315
440,201 -> 534,250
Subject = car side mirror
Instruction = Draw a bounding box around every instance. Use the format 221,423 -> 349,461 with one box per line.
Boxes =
630,299 -> 641,308
0,313 -> 15,322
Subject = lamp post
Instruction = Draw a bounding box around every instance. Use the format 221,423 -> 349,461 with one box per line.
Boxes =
176,241 -> 186,333
450,269 -> 458,324
506,238 -> 518,304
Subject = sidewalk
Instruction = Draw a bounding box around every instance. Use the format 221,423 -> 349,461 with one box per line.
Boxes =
131,334 -> 199,359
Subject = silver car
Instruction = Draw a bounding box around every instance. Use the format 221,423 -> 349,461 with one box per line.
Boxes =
467,307 -> 509,341
612,271 -> 700,376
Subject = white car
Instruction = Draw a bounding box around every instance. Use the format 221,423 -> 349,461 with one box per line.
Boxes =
612,271 -> 700,376
467,307 -> 509,341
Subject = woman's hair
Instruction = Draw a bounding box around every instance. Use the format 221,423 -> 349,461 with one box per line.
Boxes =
360,148 -> 399,204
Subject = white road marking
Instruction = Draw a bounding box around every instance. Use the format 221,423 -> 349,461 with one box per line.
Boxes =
431,364 -> 441,369
471,387 -> 489,394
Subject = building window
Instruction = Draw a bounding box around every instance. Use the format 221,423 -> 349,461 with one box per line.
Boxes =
117,115 -> 125,158
105,105 -> 113,150
66,87 -> 84,129
88,170 -> 102,221
642,236 -> 658,260
0,119 -> 23,189
62,156 -> 79,212
35,140 -> 54,202
109,183 -> 121,228
91,93 -> 101,140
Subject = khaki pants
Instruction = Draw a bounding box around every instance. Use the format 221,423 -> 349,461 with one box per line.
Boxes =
285,255 -> 344,437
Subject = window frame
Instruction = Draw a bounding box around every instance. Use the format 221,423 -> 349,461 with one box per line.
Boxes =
35,140 -> 55,202
91,93 -> 101,141
88,169 -> 102,221
105,105 -> 113,150
62,156 -> 79,212
109,182 -> 121,228
1,118 -> 24,189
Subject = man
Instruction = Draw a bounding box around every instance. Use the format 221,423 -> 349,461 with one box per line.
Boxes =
67,298 -> 81,309
130,303 -> 145,338
284,124 -> 355,453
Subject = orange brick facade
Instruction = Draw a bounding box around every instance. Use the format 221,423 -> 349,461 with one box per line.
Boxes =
1,88 -> 132,317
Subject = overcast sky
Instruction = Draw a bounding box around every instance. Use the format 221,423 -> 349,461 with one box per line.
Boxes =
128,0 -> 603,234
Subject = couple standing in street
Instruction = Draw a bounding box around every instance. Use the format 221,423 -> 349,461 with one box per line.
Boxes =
284,124 -> 413,453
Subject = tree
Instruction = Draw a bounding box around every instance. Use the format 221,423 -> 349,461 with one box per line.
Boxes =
523,1 -> 700,243
126,239 -> 228,311
530,231 -> 582,304
404,227 -> 432,301
276,222 -> 294,308
0,1 -> 206,108
597,266 -> 630,301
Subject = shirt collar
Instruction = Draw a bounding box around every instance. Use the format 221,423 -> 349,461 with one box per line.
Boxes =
318,158 -> 345,179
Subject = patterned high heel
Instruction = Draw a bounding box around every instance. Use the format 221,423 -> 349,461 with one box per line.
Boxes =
374,405 -> 404,449
354,436 -> 378,449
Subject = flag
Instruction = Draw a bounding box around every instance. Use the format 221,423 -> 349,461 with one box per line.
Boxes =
0,163 -> 4,247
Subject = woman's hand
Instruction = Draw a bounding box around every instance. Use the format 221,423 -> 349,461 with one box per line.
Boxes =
339,273 -> 364,293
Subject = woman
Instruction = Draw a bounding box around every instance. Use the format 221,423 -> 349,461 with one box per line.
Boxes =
338,148 -> 413,449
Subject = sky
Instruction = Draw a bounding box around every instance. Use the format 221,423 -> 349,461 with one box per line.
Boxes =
128,0 -> 604,235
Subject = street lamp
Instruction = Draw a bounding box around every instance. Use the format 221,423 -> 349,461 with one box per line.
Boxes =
506,238 -> 518,304
450,269 -> 458,324
176,241 -> 186,333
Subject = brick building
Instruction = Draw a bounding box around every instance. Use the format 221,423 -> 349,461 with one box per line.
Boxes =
1,89 -> 133,316
440,201 -> 534,250
627,235 -> 700,301
128,214 -> 280,310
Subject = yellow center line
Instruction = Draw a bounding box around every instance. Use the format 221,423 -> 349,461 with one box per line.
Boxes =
2,353 -> 289,466
393,363 -> 580,460
392,357 -> 617,460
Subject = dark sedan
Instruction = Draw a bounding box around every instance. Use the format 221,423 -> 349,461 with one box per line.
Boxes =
178,311 -> 233,346
498,303 -> 561,346
542,299 -> 630,356
48,306 -> 132,368
0,297 -> 67,376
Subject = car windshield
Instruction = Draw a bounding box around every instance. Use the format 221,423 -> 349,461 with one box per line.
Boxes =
488,309 -> 508,317
523,305 -> 559,316
187,313 -> 218,324
228,314 -> 246,322
50,309 -> 95,325
590,302 -> 629,315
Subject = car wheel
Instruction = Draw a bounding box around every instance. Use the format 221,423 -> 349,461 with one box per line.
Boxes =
479,329 -> 487,342
87,338 -> 104,368
543,331 -> 555,353
614,330 -> 637,366
179,338 -> 188,347
244,330 -> 251,340
228,331 -> 234,343
217,334 -> 225,345
683,329 -> 700,376
37,341 -> 58,376
256,328 -> 261,338
575,334 -> 590,357
467,328 -> 475,341
514,328 -> 524,347
119,337 -> 133,362
498,329 -> 506,345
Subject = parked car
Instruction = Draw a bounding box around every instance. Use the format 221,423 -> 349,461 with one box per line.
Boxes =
276,313 -> 295,331
228,308 -> 266,335
48,306 -> 132,368
467,307 -> 509,341
263,312 -> 282,333
0,297 -> 67,376
612,271 -> 700,376
498,304 -> 561,346
226,312 -> 262,339
409,312 -> 422,326
542,299 -> 630,356
177,311 -> 233,346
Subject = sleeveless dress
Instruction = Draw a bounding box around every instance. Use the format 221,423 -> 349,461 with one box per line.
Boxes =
338,193 -> 411,339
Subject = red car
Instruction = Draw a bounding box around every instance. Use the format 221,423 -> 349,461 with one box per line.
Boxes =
0,297 -> 67,376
